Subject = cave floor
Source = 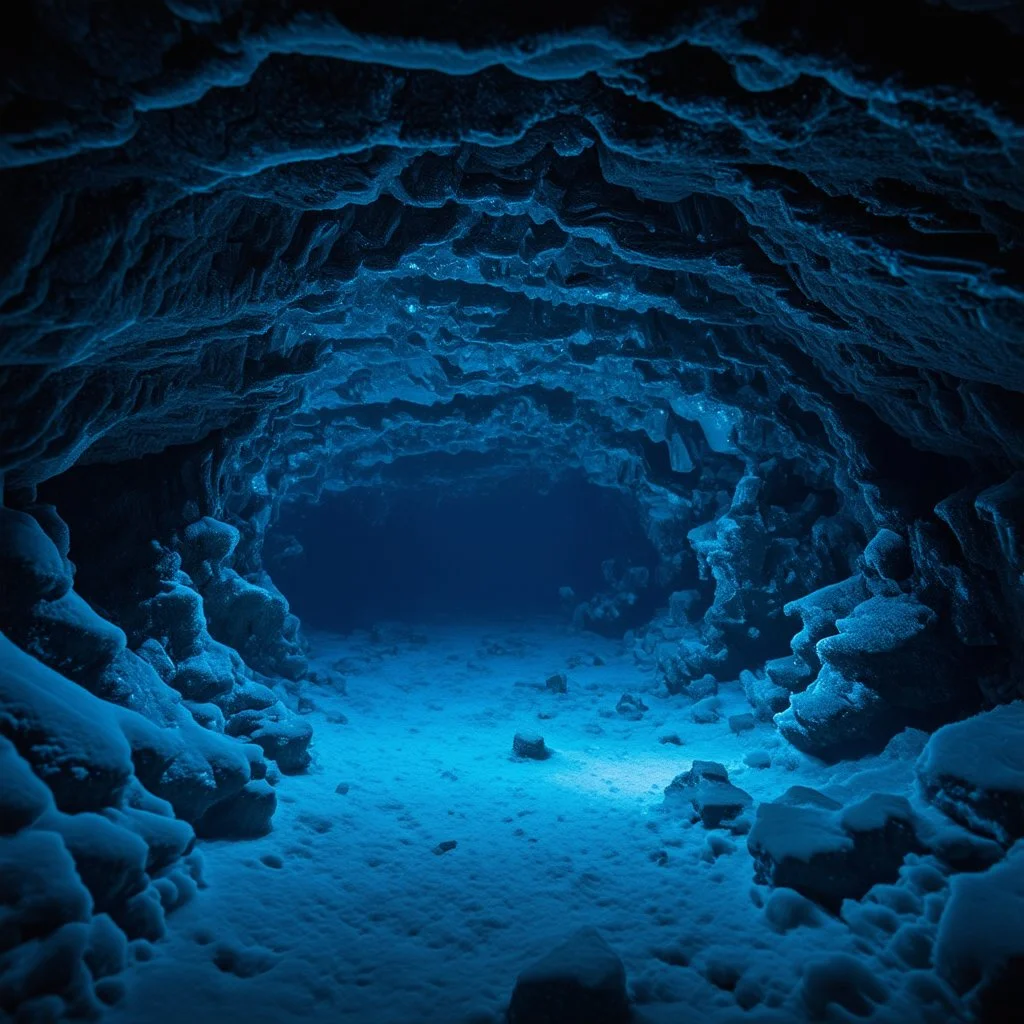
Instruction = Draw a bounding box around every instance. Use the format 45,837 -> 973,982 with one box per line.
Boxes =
107,620 -> 934,1024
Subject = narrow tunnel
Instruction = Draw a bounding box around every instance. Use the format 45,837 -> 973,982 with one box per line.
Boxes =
2,4 -> 1024,1024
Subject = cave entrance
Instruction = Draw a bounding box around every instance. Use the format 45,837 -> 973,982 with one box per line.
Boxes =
268,472 -> 665,634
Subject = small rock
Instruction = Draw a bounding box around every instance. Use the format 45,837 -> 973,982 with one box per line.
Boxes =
507,927 -> 630,1024
545,672 -> 568,694
729,713 -> 756,734
659,733 -> 684,746
687,674 -> 718,700
334,783 -> 350,795
513,732 -> 550,761
433,840 -> 457,855
691,696 -> 720,724
744,750 -> 772,769
615,693 -> 648,720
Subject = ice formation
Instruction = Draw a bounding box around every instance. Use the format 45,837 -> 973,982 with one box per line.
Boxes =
1,2 -> 1023,1023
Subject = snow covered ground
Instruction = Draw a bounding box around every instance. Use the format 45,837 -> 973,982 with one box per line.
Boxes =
105,620 -> 964,1024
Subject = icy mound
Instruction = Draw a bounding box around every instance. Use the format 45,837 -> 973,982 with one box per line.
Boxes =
917,703 -> 1024,846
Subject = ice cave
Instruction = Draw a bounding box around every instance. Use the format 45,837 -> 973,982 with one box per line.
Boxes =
2,3 -> 1024,1023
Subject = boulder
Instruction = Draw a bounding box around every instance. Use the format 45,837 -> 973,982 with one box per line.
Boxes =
916,702 -> 1024,846
507,927 -> 630,1024
748,787 -> 924,913
0,507 -> 72,604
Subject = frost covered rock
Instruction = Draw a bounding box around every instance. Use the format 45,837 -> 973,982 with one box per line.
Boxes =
513,732 -> 550,761
0,506 -> 72,603
193,779 -> 277,839
0,634 -> 135,813
860,528 -> 911,592
179,516 -> 307,681
224,702 -> 313,774
507,927 -> 630,1024
615,693 -> 647,720
0,635 -> 213,1018
935,841 -> 1024,1021
741,668 -> 790,721
0,736 -> 53,834
690,695 -> 720,723
664,760 -> 752,830
778,591 -> 972,760
916,702 -> 1024,846
748,787 -> 924,913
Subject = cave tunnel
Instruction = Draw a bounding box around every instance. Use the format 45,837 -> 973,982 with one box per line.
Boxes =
1,3 -> 1024,1023
270,473 -> 668,630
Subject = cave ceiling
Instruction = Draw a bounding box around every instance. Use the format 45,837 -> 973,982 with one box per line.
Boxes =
1,0 -> 1021,529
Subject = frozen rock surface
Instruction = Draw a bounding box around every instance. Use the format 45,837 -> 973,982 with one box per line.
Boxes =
935,842 -> 1024,1021
916,703 -> 1024,846
513,732 -> 550,761
664,760 -> 753,830
507,927 -> 630,1024
748,787 -> 925,913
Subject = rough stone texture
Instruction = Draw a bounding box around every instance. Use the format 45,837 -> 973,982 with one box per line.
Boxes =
916,703 -> 1024,846
663,759 -> 753,830
747,787 -> 925,913
513,732 -> 550,761
507,927 -> 630,1024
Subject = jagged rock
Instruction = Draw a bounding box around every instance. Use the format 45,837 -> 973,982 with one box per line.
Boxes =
507,927 -> 630,1024
545,672 -> 568,694
777,592 -> 975,760
664,760 -> 753,829
916,703 -> 1024,846
690,696 -> 721,724
748,787 -> 925,913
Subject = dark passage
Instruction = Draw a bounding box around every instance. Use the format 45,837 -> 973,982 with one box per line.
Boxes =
271,475 -> 661,630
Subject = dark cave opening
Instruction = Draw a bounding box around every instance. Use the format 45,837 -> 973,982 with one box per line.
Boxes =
269,473 -> 671,632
